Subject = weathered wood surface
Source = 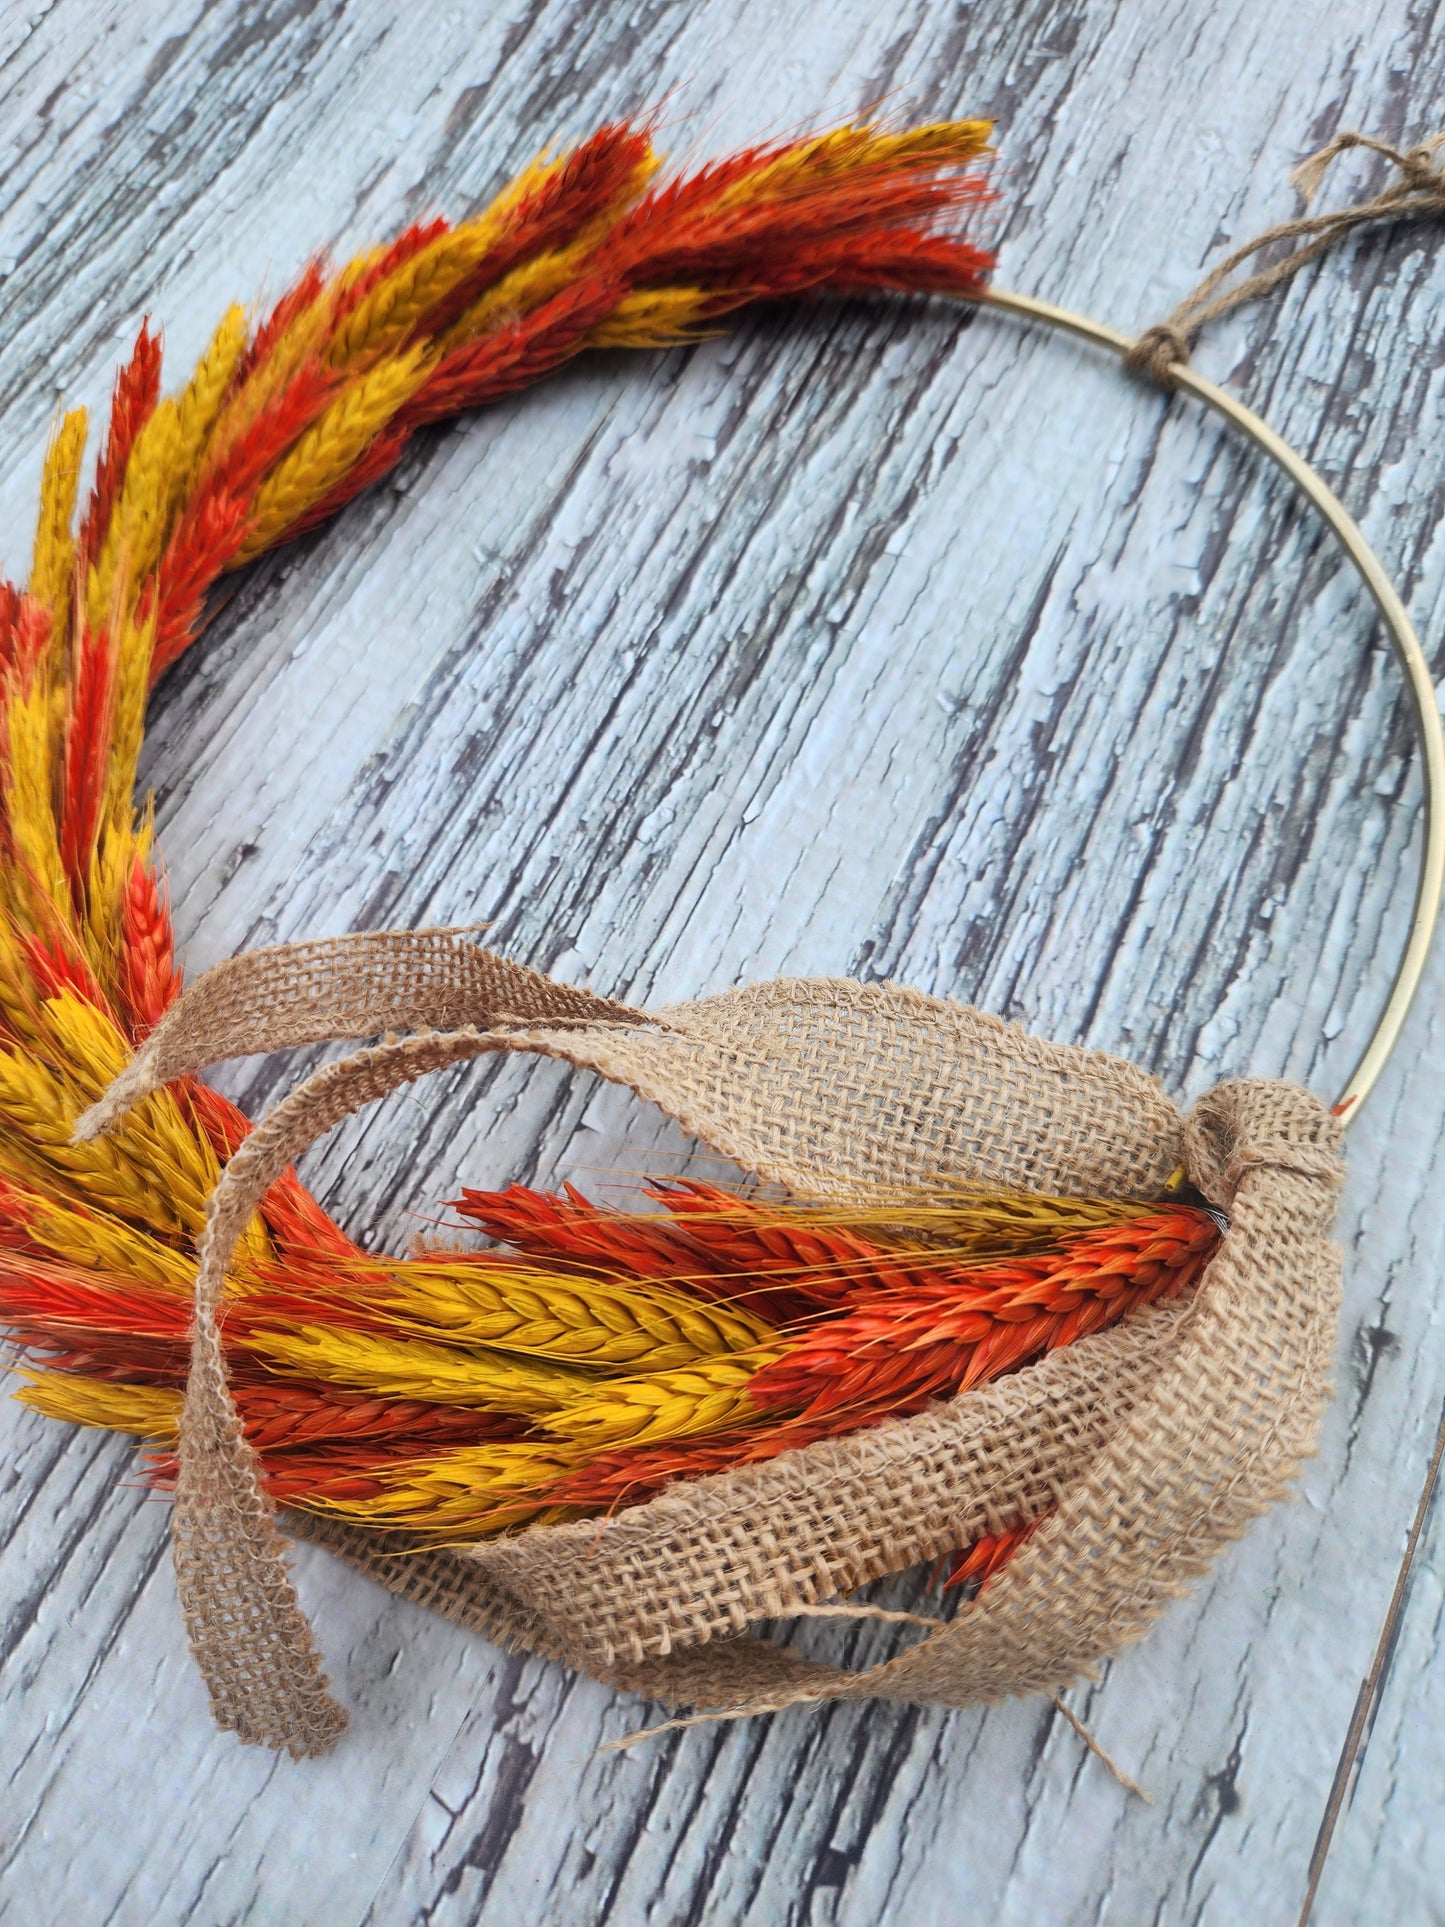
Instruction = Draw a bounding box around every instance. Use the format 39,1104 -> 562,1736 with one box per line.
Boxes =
2,1 -> 1445,1920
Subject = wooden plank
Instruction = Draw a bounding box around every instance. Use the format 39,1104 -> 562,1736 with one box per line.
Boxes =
1,0 -> 1444,1920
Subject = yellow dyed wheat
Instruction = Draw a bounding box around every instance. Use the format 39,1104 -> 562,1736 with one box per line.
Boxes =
244,1321 -> 595,1417
28,408 -> 88,622
2,678 -> 69,918
16,1372 -> 181,1441
382,1258 -> 776,1370
238,344 -> 435,556
300,1439 -> 583,1539
540,1348 -> 780,1449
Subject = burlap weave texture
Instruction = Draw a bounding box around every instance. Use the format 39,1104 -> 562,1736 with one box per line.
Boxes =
79,930 -> 1344,1751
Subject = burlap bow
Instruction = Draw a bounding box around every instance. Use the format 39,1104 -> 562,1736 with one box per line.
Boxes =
76,930 -> 1344,1757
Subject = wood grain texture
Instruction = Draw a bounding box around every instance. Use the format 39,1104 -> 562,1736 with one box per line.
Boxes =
1,1 -> 1444,1920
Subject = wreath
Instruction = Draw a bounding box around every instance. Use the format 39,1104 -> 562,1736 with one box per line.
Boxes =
3,113 -> 1439,1759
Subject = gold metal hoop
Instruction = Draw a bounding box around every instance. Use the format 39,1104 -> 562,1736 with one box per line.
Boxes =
978,286 -> 1445,1120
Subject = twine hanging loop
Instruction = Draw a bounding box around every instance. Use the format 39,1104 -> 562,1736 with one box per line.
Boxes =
1127,127 -> 1445,387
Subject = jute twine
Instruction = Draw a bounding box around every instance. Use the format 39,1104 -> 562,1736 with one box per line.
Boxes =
79,931 -> 1343,1757
73,125 -> 1445,1757
1126,127 -> 1445,386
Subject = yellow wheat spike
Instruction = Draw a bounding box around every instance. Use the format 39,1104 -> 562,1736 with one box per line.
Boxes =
0,1012 -> 271,1272
37,981 -> 139,1092
0,1047 -> 199,1238
86,410 -> 182,633
243,1321 -> 595,1417
719,120 -> 993,208
539,1347 -> 781,1451
14,1371 -> 181,1442
587,288 -> 716,350
297,1439 -> 584,1539
2,674 -> 71,923
235,343 -> 435,559
90,421 -> 175,623
326,212 -> 519,372
28,408 -> 88,625
0,918 -> 49,1045
35,992 -> 269,1261
0,991 -> 273,1273
379,1258 -> 776,1370
172,305 -> 249,491
329,238 -> 395,304
437,243 -> 585,351
24,1191 -> 195,1291
81,812 -> 141,994
98,601 -> 158,846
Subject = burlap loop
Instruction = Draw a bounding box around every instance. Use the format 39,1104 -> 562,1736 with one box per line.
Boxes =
73,926 -> 649,1144
81,930 -> 1345,1749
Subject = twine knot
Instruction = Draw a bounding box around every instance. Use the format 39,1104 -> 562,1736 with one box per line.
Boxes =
1129,125 -> 1445,389
1122,323 -> 1191,388
1400,141 -> 1445,194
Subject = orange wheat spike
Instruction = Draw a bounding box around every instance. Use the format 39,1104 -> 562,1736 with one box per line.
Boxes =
0,1260 -> 192,1376
944,1513 -> 1046,1591
0,582 -> 21,669
750,1210 -> 1218,1421
116,853 -> 179,1038
17,931 -> 106,1012
455,1179 -> 742,1282
454,1178 -> 836,1321
0,1248 -> 411,1395
645,1179 -> 923,1305
58,620 -> 119,908
3,591 -> 54,690
385,271 -> 629,429
177,1077 -> 365,1261
238,259 -> 328,380
203,355 -> 341,506
231,1380 -> 524,1454
141,1384 -> 526,1507
76,323 -> 163,574
148,490 -> 252,680
588,127 -> 993,290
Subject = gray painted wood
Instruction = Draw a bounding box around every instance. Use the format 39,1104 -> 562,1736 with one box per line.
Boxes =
1,1 -> 1443,1920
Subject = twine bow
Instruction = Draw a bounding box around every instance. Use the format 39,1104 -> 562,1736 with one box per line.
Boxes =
1127,128 -> 1445,387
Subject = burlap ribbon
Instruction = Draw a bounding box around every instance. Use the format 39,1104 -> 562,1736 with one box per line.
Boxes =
77,929 -> 1344,1756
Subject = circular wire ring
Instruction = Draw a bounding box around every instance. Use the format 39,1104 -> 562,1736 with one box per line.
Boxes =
980,285 -> 1445,1120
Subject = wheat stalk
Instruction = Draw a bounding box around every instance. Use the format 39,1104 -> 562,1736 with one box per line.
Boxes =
379,1256 -> 776,1368
539,1347 -> 784,1449
15,1371 -> 180,1439
244,1320 -> 597,1418
239,345 -> 435,555
28,409 -> 88,624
